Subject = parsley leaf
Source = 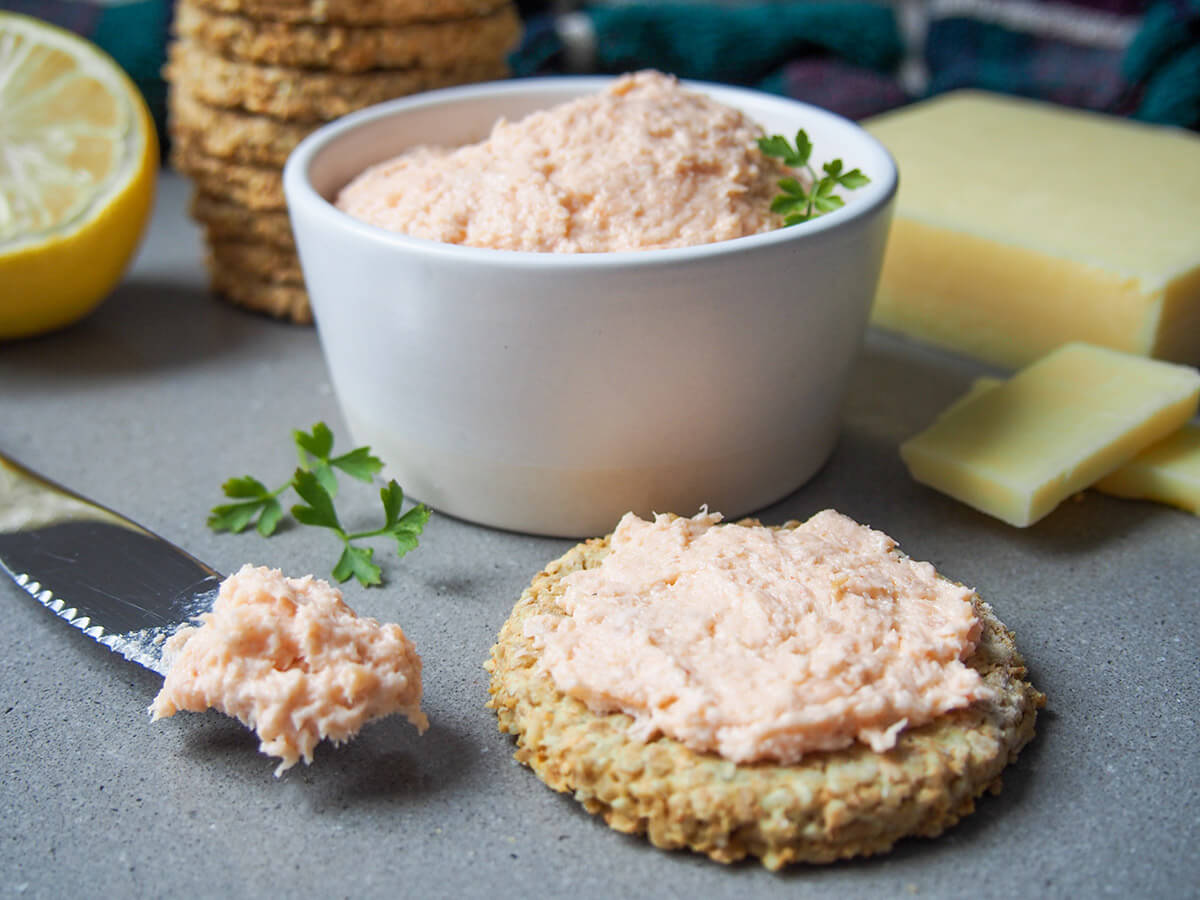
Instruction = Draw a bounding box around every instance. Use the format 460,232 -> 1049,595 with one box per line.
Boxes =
331,446 -> 383,482
333,545 -> 381,587
756,130 -> 870,226
207,475 -> 287,536
291,469 -> 342,531
293,422 -> 334,461
208,422 -> 430,587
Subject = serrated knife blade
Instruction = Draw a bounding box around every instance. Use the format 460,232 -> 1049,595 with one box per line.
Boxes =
0,451 -> 221,675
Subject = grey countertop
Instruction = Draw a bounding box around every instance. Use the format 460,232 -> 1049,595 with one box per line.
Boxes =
2,172 -> 1197,899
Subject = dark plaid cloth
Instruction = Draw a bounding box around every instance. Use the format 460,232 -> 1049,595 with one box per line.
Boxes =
924,16 -> 1133,112
582,3 -> 903,86
511,2 -> 909,117
511,0 -> 1200,128
9,0 -> 1199,132
1123,0 -> 1200,125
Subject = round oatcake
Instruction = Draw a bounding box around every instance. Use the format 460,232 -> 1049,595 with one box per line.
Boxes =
169,85 -> 316,167
207,254 -> 313,323
208,240 -> 304,285
183,0 -> 510,26
190,193 -> 296,251
485,522 -> 1045,869
170,139 -> 286,211
173,0 -> 521,73
166,41 -> 509,122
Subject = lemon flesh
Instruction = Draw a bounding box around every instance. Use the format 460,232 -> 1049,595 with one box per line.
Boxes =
0,12 -> 157,340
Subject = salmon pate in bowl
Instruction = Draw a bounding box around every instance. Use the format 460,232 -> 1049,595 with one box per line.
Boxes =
283,71 -> 898,537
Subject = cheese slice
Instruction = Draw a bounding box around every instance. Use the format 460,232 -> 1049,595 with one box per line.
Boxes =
960,378 -> 1200,516
1093,424 -> 1200,514
899,343 -> 1200,526
866,91 -> 1200,369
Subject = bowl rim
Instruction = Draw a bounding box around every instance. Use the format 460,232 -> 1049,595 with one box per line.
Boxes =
282,74 -> 899,270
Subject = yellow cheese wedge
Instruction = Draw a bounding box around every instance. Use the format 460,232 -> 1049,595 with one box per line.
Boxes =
866,91 -> 1200,369
899,343 -> 1200,526
958,378 -> 1200,516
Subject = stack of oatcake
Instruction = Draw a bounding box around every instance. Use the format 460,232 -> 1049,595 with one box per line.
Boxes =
166,0 -> 521,323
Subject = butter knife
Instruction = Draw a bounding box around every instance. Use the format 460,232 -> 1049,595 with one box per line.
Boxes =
0,451 -> 221,675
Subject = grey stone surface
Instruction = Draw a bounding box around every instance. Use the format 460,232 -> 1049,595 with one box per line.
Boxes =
1,173 -> 1197,899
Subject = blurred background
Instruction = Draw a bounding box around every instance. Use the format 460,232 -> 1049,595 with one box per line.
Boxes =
5,0 -> 1198,162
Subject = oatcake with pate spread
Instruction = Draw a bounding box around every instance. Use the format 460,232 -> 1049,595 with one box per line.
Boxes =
485,510 -> 1044,868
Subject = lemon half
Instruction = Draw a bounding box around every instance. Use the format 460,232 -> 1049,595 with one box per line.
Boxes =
0,12 -> 158,340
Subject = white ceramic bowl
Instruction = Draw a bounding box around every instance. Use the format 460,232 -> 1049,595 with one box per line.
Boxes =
283,76 -> 897,537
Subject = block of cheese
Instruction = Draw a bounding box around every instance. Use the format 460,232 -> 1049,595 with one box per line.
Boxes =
960,378 -> 1200,516
866,91 -> 1200,368
899,343 -> 1200,526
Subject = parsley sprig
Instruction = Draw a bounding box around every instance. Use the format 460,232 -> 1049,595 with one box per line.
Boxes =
208,423 -> 430,587
757,130 -> 870,225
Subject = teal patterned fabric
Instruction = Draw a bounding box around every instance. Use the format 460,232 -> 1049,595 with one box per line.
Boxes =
511,1 -> 1200,128
585,3 -> 903,85
1123,0 -> 1200,127
8,0 -> 1199,131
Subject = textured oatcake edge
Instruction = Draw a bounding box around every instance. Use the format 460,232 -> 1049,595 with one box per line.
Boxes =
169,84 -> 316,167
485,522 -> 1046,870
190,192 -> 296,250
172,0 -> 521,73
207,255 -> 313,324
170,138 -> 286,211
184,0 -> 509,26
208,239 -> 304,285
166,41 -> 510,121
